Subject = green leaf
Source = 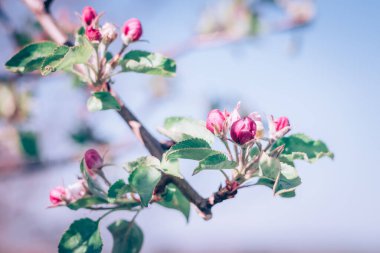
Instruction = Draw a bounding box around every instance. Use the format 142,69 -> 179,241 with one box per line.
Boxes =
128,157 -> 162,207
259,152 -> 281,180
165,138 -> 217,161
127,156 -> 161,173
67,197 -> 108,211
249,145 -> 260,158
5,41 -> 58,73
273,163 -> 302,196
108,220 -> 143,253
40,45 -> 70,75
158,116 -> 214,145
41,37 -> 93,76
193,153 -> 237,175
158,184 -> 190,221
280,190 -> 296,198
58,218 -> 102,253
108,180 -> 132,199
87,92 -> 121,112
255,177 -> 297,198
160,159 -> 183,178
105,51 -> 113,62
18,131 -> 39,160
120,50 -> 176,77
273,133 -> 334,166
256,162 -> 300,198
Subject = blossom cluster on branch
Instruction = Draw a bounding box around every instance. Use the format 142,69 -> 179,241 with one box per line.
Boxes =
5,4 -> 332,253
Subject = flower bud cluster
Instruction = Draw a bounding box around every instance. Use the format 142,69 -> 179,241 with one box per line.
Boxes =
206,102 -> 290,145
81,6 -> 142,45
49,149 -> 108,207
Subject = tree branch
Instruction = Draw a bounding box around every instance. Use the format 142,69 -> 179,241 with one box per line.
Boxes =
20,0 -> 238,220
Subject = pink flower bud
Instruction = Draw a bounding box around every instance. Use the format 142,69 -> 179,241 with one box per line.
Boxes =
121,18 -> 142,44
49,186 -> 67,206
206,109 -> 228,134
275,116 -> 290,131
82,6 -> 97,26
85,26 -> 102,42
269,115 -> 291,139
230,117 -> 257,145
84,149 -> 103,175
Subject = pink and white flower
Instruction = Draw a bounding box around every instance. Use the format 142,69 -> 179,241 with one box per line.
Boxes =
101,22 -> 118,44
269,115 -> 291,139
49,186 -> 68,206
206,109 -> 229,135
85,26 -> 102,42
66,180 -> 87,201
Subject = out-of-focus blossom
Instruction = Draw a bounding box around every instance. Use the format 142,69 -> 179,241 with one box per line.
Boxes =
121,18 -> 142,44
85,26 -> 102,42
49,186 -> 68,206
66,180 -> 87,200
101,22 -> 118,44
82,6 -> 97,26
84,149 -> 103,176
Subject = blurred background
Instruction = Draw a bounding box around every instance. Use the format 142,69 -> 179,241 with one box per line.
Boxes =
0,0 -> 379,252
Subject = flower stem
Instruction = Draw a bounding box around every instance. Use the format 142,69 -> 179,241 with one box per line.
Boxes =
222,139 -> 233,161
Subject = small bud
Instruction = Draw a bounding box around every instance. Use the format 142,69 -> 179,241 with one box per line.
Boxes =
82,6 -> 97,26
121,18 -> 142,44
275,116 -> 290,131
84,149 -> 103,176
85,26 -> 102,42
49,186 -> 68,206
206,109 -> 228,135
101,22 -> 118,44
230,117 -> 257,145
269,115 -> 291,139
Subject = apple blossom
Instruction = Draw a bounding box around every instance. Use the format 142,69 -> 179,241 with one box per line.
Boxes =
269,115 -> 291,139
121,18 -> 142,44
49,186 -> 68,206
275,116 -> 290,131
206,109 -> 228,135
85,26 -> 102,42
84,149 -> 103,176
66,180 -> 87,200
230,117 -> 257,145
82,6 -> 97,26
101,22 -> 118,44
